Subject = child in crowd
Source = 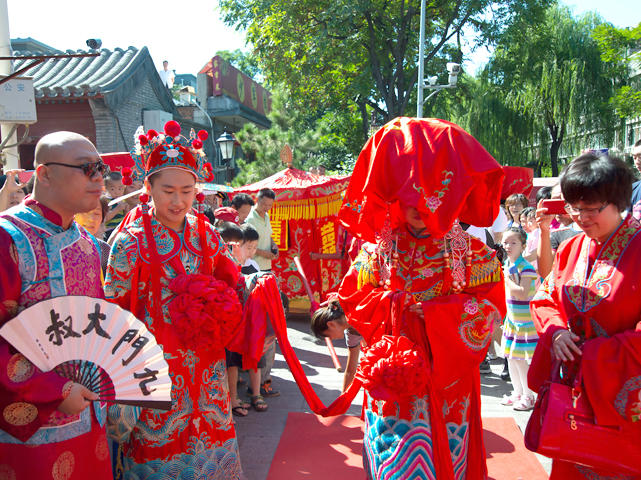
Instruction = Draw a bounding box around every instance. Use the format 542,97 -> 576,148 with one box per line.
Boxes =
519,207 -> 539,267
311,299 -> 362,393
500,227 -> 539,411
219,222 -> 269,415
240,224 -> 260,275
504,193 -> 529,228
74,196 -> 111,274
103,171 -> 129,239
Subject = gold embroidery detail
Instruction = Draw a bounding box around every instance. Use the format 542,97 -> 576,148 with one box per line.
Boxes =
78,237 -> 95,256
95,436 -> 109,461
1,300 -> 18,318
52,451 -> 75,480
0,464 -> 17,480
3,402 -> 38,426
9,243 -> 18,265
6,354 -> 35,383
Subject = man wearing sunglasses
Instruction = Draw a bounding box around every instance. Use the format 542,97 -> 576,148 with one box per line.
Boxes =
0,132 -> 113,479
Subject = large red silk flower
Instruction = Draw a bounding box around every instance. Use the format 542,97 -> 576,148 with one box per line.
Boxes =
168,273 -> 242,350
356,335 -> 430,403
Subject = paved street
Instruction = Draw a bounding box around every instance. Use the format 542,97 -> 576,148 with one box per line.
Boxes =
234,315 -> 551,480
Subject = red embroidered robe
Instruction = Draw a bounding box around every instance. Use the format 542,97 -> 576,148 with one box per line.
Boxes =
530,215 -> 641,480
338,226 -> 505,480
104,211 -> 242,479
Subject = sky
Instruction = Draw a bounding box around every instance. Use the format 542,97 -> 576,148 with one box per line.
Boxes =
5,0 -> 640,77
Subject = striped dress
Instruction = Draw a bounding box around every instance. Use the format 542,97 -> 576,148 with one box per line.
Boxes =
503,256 -> 539,360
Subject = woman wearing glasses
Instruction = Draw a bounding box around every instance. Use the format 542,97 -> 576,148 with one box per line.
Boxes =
529,152 -> 641,479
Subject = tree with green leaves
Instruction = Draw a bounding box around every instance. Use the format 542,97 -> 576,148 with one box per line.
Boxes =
219,0 -> 549,148
482,6 -> 616,176
593,22 -> 641,119
232,87 -> 326,185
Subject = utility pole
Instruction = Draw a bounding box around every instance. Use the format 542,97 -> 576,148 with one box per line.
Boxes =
0,0 -> 19,169
416,0 -> 426,118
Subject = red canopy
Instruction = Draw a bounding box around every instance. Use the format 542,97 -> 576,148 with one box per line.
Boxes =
501,166 -> 533,200
101,152 -> 134,172
234,168 -> 350,221
235,168 -> 351,311
234,167 -> 349,202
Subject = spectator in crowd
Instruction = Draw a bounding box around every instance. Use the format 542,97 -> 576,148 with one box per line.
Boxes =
0,170 -> 27,211
213,206 -> 240,228
218,222 -> 268,415
529,153 -> 641,479
629,139 -> 641,219
202,191 -> 222,224
245,188 -> 278,272
103,171 -> 129,239
499,227 -> 539,411
505,193 -> 529,228
520,207 -> 538,266
244,188 -> 280,397
535,183 -> 582,279
158,60 -> 175,89
490,203 -> 510,242
74,196 -> 111,273
106,179 -> 143,245
240,224 -> 260,275
231,192 -> 255,224
311,299 -> 362,392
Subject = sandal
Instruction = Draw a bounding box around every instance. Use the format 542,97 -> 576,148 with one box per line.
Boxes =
513,395 -> 535,411
232,406 -> 248,417
250,395 -> 268,412
236,397 -> 250,409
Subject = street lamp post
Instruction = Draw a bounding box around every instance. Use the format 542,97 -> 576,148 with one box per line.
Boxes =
216,130 -> 235,182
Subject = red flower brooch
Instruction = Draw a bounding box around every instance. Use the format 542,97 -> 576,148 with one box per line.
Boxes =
168,274 -> 242,351
356,335 -> 430,402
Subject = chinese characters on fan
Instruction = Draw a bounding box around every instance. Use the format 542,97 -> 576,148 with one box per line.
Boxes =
44,302 -> 157,396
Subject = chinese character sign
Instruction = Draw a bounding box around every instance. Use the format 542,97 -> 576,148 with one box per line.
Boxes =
0,77 -> 37,123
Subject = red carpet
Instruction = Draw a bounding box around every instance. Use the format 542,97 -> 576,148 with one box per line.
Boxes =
267,413 -> 547,480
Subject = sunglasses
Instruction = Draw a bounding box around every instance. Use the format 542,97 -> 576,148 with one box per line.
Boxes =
44,161 -> 109,178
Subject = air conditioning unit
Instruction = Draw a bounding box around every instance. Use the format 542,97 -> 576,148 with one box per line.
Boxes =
143,110 -> 173,132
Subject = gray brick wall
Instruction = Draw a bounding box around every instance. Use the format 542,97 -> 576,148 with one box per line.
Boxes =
90,76 -> 171,153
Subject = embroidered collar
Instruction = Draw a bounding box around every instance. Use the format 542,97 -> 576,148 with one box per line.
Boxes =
24,196 -> 65,228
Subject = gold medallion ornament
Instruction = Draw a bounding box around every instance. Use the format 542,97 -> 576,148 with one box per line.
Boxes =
6,353 -> 35,383
51,451 -> 75,480
95,436 -> 109,461
0,464 -> 17,480
2,402 -> 37,426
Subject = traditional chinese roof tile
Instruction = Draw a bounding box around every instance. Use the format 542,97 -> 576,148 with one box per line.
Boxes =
12,46 -> 174,111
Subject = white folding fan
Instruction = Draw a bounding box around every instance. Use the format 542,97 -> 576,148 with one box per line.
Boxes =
0,296 -> 172,410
